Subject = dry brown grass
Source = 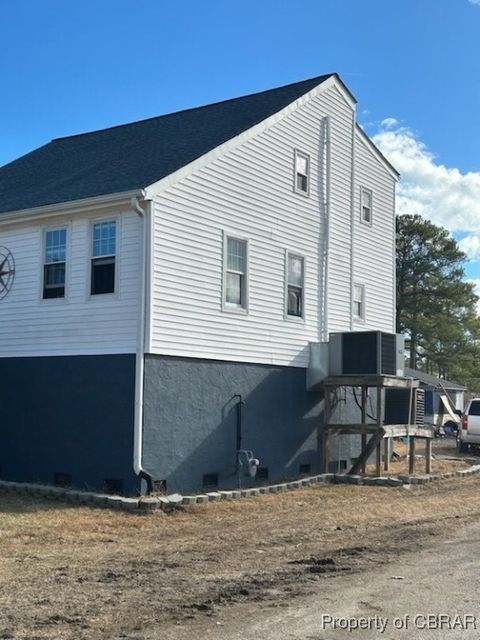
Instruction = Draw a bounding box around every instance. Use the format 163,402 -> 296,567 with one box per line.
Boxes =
2,459 -> 480,640
363,439 -> 469,476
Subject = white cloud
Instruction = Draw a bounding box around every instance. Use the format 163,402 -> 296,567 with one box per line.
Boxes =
372,121 -> 480,260
379,117 -> 399,129
468,0 -> 480,6
459,236 -> 480,261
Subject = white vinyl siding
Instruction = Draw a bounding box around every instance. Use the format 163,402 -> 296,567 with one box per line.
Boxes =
0,80 -> 397,363
323,91 -> 357,334
0,209 -> 141,357
150,83 -> 357,367
353,130 -> 396,332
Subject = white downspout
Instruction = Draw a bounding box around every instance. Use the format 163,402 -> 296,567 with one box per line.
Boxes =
349,111 -> 356,332
131,195 -> 151,484
322,115 -> 331,342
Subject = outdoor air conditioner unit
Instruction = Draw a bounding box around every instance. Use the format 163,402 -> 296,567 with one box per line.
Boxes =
328,331 -> 405,377
384,388 -> 425,426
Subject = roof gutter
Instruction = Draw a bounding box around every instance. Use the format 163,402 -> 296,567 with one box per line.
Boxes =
0,189 -> 145,226
131,195 -> 153,494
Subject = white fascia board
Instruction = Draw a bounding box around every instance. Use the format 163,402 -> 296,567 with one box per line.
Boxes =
144,75 -> 356,199
355,124 -> 399,181
0,189 -> 146,227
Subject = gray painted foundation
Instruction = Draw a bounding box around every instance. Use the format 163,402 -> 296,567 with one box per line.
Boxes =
0,354 -> 138,494
143,355 -> 324,492
142,355 -> 364,493
0,352 -> 378,497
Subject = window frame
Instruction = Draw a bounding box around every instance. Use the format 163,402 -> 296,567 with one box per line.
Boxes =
222,232 -> 249,314
88,217 -> 119,298
360,187 -> 373,226
40,224 -> 70,302
293,149 -> 310,197
353,283 -> 366,322
284,250 -> 306,322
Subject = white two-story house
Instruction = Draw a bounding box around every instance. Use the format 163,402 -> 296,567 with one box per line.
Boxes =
0,73 -> 397,494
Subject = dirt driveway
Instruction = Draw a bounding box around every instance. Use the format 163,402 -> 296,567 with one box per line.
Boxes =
178,519 -> 480,640
1,440 -> 479,640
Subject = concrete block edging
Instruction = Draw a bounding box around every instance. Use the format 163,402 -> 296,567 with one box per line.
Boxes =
0,463 -> 478,512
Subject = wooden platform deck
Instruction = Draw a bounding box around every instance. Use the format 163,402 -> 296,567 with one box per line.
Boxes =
324,375 -> 419,389
324,423 -> 433,439
322,374 -> 431,477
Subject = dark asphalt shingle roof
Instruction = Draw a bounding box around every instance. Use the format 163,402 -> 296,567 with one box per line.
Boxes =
405,367 -> 466,391
0,74 -> 334,215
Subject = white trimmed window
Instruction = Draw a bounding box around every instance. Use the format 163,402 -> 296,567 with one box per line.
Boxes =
353,284 -> 365,321
43,228 -> 67,299
294,150 -> 310,195
224,235 -> 248,310
360,187 -> 373,224
286,252 -> 304,318
91,220 -> 116,295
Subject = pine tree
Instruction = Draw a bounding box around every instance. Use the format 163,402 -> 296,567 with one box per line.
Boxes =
396,214 -> 480,388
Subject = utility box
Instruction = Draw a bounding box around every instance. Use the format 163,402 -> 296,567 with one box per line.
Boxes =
329,331 -> 405,377
307,341 -> 329,390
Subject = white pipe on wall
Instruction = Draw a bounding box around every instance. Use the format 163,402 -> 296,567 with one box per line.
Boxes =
322,115 -> 331,342
349,110 -> 356,332
131,195 -> 152,483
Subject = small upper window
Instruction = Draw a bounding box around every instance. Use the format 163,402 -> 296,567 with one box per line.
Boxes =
91,220 -> 116,295
43,228 -> 67,299
294,150 -> 310,195
360,188 -> 373,224
224,236 -> 247,310
286,253 -> 304,318
353,284 -> 365,321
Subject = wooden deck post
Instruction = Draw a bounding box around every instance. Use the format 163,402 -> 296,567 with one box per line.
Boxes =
324,375 -> 421,478
375,441 -> 382,476
361,386 -> 368,474
323,387 -> 331,473
408,437 -> 416,475
383,437 -> 390,471
322,431 -> 329,474
425,437 -> 432,474
361,434 -> 367,474
376,383 -> 385,476
376,384 -> 385,428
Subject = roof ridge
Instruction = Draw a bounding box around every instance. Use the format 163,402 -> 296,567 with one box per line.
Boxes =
51,73 -> 334,142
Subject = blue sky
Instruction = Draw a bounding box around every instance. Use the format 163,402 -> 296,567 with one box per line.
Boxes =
1,0 -> 480,279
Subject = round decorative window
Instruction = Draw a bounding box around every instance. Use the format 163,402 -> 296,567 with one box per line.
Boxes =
0,247 -> 15,300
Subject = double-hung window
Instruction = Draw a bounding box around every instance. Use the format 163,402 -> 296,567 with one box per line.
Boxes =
353,284 -> 365,321
294,150 -> 310,195
286,252 -> 304,318
91,220 -> 116,295
360,187 -> 373,224
224,235 -> 248,310
43,228 -> 67,299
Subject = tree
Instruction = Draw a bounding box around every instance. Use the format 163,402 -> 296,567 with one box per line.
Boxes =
396,214 -> 480,388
